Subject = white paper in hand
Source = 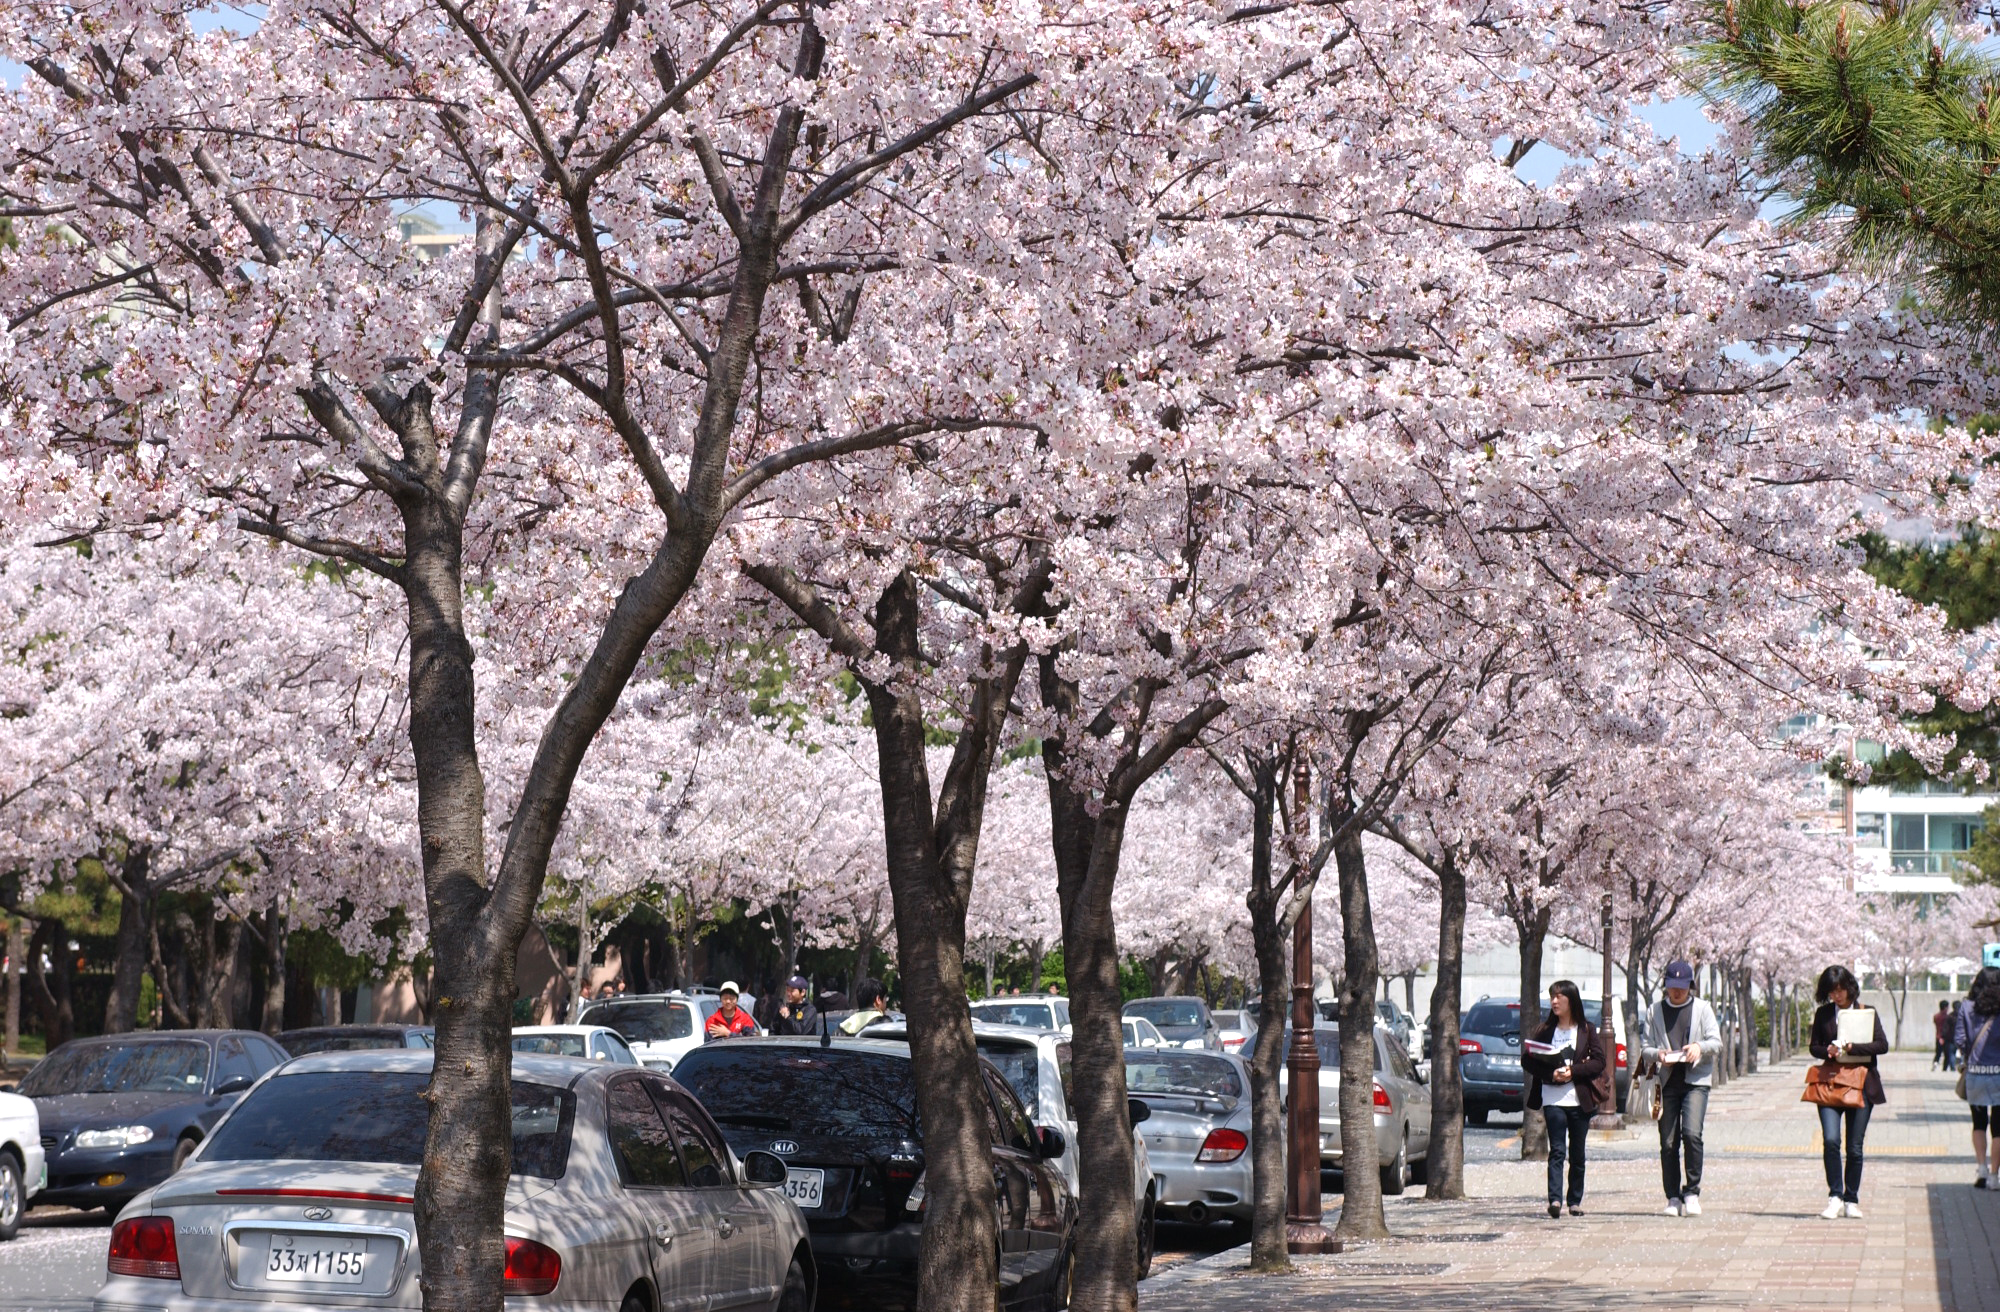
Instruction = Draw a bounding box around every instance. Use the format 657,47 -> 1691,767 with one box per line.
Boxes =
1835,1007 -> 1877,1055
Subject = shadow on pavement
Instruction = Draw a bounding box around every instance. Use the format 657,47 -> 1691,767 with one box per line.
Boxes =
1927,1183 -> 2000,1312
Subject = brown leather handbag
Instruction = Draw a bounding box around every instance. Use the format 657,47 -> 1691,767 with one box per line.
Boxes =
1802,1062 -> 1867,1109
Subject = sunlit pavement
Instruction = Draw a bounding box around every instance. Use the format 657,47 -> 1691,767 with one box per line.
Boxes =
0,1208 -> 111,1312
1143,1053 -> 2000,1311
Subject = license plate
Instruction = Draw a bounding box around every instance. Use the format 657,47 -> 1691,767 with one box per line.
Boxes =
782,1168 -> 825,1209
264,1235 -> 369,1284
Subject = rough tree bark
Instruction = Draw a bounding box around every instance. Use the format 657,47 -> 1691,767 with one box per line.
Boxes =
26,918 -> 74,1049
1511,886 -> 1553,1162
261,896 -> 287,1036
3,916 -> 21,1060
1423,848 -> 1467,1199
1329,814 -> 1388,1241
1238,754 -> 1291,1272
103,846 -> 156,1034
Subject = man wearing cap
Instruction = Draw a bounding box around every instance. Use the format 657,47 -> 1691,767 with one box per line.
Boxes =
1641,960 -> 1723,1217
769,975 -> 821,1036
706,982 -> 760,1039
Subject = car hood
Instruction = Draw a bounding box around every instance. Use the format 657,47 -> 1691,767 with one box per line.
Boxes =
33,1091 -> 207,1136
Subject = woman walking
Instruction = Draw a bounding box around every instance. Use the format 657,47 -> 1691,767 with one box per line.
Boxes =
1525,979 -> 1608,1218
1810,965 -> 1889,1219
1956,965 -> 2000,1188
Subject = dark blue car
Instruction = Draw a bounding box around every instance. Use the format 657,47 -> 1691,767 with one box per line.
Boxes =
21,1030 -> 290,1211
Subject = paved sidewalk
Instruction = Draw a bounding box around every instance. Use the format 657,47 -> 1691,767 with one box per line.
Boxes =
1144,1053 -> 1998,1311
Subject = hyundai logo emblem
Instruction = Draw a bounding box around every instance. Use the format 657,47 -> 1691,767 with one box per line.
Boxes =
769,1140 -> 799,1155
302,1206 -> 334,1221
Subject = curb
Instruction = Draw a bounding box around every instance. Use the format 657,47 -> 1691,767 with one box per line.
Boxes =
1142,1242 -> 1251,1291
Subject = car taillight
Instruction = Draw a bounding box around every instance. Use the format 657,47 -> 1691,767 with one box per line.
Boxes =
1372,1083 -> 1391,1111
108,1216 -> 180,1280
1616,1042 -> 1628,1069
1459,1039 -> 1482,1054
503,1237 -> 561,1296
887,1159 -> 923,1213
1196,1128 -> 1247,1163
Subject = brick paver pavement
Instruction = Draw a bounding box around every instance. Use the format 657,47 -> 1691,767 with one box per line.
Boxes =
1142,1052 -> 1998,1311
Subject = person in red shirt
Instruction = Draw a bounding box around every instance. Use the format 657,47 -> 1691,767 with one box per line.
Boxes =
706,982 -> 759,1039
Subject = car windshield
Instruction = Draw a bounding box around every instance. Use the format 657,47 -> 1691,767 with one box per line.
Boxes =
581,1000 -> 692,1043
673,1049 -> 919,1136
512,1033 -> 589,1057
1126,1052 -> 1242,1099
1463,1003 -> 1521,1037
202,1071 -> 574,1178
970,1002 -> 1055,1029
976,1043 -> 1041,1117
1126,1000 -> 1204,1028
21,1040 -> 209,1095
284,1033 -> 405,1055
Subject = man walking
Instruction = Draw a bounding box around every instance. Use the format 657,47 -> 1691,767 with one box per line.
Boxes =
1935,1000 -> 1957,1071
769,975 -> 821,1036
1642,960 -> 1723,1217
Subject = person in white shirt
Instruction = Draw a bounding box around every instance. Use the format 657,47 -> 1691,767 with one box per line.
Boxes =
1525,980 -> 1608,1218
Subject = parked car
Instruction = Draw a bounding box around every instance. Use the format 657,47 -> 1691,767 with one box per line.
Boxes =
1126,1048 -> 1254,1229
872,1019 -> 1157,1279
276,1025 -> 434,1056
91,1049 -> 812,1312
1122,997 -> 1220,1051
578,993 -> 723,1072
1456,997 -> 1628,1124
1210,1010 -> 1254,1056
968,995 -> 1071,1031
1122,1017 -> 1167,1049
511,1025 -> 641,1064
1276,1022 -> 1431,1194
1375,999 -> 1416,1057
672,1035 -> 1075,1311
22,1030 -> 288,1212
0,1086 -> 46,1240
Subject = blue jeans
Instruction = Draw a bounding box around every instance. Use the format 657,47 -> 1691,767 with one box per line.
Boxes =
1543,1104 -> 1588,1206
1659,1082 -> 1708,1199
1819,1103 -> 1872,1202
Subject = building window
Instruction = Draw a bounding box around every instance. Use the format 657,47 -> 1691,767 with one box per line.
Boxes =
1854,813 -> 1886,848
1891,815 -> 1927,854
1931,816 -> 1984,852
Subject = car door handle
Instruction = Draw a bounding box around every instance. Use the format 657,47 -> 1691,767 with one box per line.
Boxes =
653,1223 -> 674,1249
716,1218 -> 736,1239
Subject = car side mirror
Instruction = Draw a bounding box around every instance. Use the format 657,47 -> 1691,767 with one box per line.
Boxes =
214,1076 -> 254,1096
1035,1126 -> 1067,1160
743,1151 -> 788,1186
1127,1098 -> 1151,1126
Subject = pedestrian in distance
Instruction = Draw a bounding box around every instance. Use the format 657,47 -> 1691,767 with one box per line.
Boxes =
706,981 -> 760,1039
1641,959 -> 1722,1218
769,975 -> 822,1036
840,979 -> 890,1035
1936,1000 -> 1957,1071
1524,979 -> 1609,1219
1956,965 -> 2000,1189
1810,964 -> 1889,1219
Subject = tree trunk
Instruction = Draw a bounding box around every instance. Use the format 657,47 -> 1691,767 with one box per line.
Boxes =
3,916 -> 21,1060
261,896 -> 287,1035
29,917 -> 76,1049
1423,850 -> 1467,1200
1516,910 -> 1550,1161
1331,819 -> 1388,1240
200,915 -> 245,1029
572,890 -> 594,1020
1239,758 -> 1290,1272
103,846 -> 155,1034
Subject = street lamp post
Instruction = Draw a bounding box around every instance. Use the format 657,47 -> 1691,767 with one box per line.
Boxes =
1593,889 -> 1621,1131
1285,894 -> 1340,1254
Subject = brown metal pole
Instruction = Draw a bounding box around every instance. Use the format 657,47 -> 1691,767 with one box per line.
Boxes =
1285,847 -> 1339,1252
1592,889 -> 1621,1130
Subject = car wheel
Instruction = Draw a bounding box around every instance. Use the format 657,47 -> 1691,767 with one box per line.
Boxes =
1380,1131 -> 1408,1196
776,1256 -> 810,1312
0,1153 -> 22,1242
171,1137 -> 199,1174
1465,1106 -> 1489,1126
1134,1190 -> 1156,1282
1048,1244 -> 1075,1312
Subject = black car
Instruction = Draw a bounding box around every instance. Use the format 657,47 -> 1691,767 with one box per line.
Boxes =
276,1024 -> 435,1055
22,1030 -> 290,1210
671,1036 -> 1075,1312
1457,997 -> 1629,1123
1123,996 -> 1221,1051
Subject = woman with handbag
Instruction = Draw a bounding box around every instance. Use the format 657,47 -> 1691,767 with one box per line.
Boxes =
1808,964 -> 1889,1219
1955,965 -> 2000,1188
1524,980 -> 1609,1219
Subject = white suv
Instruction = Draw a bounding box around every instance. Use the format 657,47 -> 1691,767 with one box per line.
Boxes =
576,992 -> 729,1072
0,1085 -> 46,1241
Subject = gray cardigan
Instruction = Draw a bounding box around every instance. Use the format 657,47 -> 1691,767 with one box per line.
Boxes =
1640,997 -> 1723,1087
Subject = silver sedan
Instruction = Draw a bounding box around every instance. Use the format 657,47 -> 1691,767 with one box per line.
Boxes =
1126,1049 -> 1254,1228
91,1049 -> 812,1312
1277,1022 -> 1432,1194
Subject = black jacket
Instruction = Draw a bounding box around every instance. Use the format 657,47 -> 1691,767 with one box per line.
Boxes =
768,1002 -> 823,1036
1524,1016 -> 1609,1113
1811,1003 -> 1890,1106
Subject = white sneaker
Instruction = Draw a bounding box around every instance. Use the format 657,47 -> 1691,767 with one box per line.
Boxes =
1663,1199 -> 1683,1217
1843,1202 -> 1864,1219
1820,1197 -> 1844,1220
1682,1195 -> 1702,1217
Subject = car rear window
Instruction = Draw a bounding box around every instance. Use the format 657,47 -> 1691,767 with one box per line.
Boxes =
582,1001 -> 694,1042
970,1002 -> 1056,1029
21,1040 -> 209,1095
673,1048 -> 919,1137
1463,1003 -> 1521,1036
1125,1000 -> 1204,1028
512,1033 -> 588,1058
1126,1052 -> 1243,1099
200,1071 -> 574,1178
283,1033 -> 405,1055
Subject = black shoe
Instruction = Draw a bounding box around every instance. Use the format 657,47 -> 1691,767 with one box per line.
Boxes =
1548,1202 -> 1562,1218
1568,1204 -> 1584,1216
1978,1177 -> 1990,1190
